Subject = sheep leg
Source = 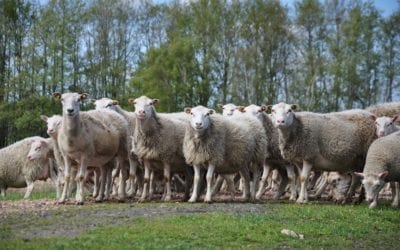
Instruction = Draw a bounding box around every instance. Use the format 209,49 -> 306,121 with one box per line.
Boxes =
346,173 -> 362,204
162,163 -> 172,201
126,157 -> 138,197
104,165 -> 113,200
313,172 -> 328,199
391,182 -> 399,208
297,161 -> 312,204
256,163 -> 272,200
149,170 -> 155,200
182,166 -> 193,201
92,168 -> 100,198
0,186 -> 5,197
239,170 -> 251,201
189,165 -> 201,202
251,165 -> 260,200
111,167 -> 119,197
286,165 -> 298,201
76,160 -> 88,205
211,175 -> 224,196
59,157 -> 72,204
117,159 -> 127,201
204,164 -> 216,203
224,174 -> 236,200
23,180 -> 34,199
273,167 -> 288,200
139,160 -> 151,202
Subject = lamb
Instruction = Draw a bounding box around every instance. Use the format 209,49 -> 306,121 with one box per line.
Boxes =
355,131 -> 400,208
0,136 -> 54,198
268,102 -> 376,203
128,95 -> 192,202
183,105 -> 266,202
53,92 -> 129,204
93,98 -> 140,197
240,104 -> 297,201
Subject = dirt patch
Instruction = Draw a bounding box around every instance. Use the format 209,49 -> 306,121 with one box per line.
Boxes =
0,198 -> 268,239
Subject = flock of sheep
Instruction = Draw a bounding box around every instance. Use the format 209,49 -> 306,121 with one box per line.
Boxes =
1,92 -> 400,209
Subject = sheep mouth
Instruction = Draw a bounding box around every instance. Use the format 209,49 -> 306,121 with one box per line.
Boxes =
136,114 -> 146,120
194,125 -> 204,130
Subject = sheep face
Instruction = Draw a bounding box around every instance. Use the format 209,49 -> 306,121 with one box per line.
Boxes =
361,172 -> 388,205
186,106 -> 214,132
94,98 -> 118,111
42,115 -> 62,138
131,96 -> 158,120
27,139 -> 49,161
220,103 -> 239,117
372,116 -> 398,137
269,102 -> 298,128
54,92 -> 88,117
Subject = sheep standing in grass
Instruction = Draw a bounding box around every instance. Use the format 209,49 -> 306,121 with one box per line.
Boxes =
129,96 -> 192,202
54,92 -> 129,204
240,104 -> 297,201
269,102 -> 376,203
0,136 -> 54,198
355,131 -> 400,208
183,105 -> 265,202
93,98 -> 140,197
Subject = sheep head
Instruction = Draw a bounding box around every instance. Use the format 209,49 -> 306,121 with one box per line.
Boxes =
131,96 -> 159,120
187,105 -> 214,132
269,102 -> 298,128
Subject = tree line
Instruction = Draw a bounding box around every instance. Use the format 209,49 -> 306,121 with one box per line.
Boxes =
0,0 -> 399,147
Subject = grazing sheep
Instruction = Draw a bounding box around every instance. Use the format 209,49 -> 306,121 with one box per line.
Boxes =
355,131 -> 400,208
53,92 -> 129,204
269,102 -> 376,203
93,98 -> 140,197
183,105 -> 265,202
128,95 -> 192,202
370,115 -> 400,137
240,104 -> 297,201
0,136 -> 54,198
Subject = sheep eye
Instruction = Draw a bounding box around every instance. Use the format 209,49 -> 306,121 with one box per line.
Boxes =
287,109 -> 292,113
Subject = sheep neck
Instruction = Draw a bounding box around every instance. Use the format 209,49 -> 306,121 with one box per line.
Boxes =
62,112 -> 82,137
136,110 -> 161,137
277,115 -> 301,146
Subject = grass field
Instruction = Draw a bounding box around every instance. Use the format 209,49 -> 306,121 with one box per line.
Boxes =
1,186 -> 399,249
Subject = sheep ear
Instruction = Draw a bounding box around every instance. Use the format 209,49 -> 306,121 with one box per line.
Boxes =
184,107 -> 192,114
112,100 -> 119,105
392,115 -> 399,123
378,171 -> 389,179
40,115 -> 48,122
91,99 -> 97,103
291,104 -> 298,111
266,105 -> 273,114
151,99 -> 159,105
40,139 -> 48,147
237,106 -> 245,113
370,115 -> 377,121
217,104 -> 224,109
53,92 -> 61,100
80,93 -> 89,100
354,172 -> 364,179
260,105 -> 267,112
128,98 -> 136,105
208,109 -> 215,115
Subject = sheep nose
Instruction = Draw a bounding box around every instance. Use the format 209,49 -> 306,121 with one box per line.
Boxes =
276,119 -> 285,124
195,122 -> 202,127
67,108 -> 74,114
379,131 -> 384,137
139,110 -> 145,115
27,155 -> 32,160
47,129 -> 54,134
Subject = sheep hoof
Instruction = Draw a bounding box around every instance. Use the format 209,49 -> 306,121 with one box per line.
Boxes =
76,201 -> 84,206
296,198 -> 307,204
204,200 -> 213,204
94,199 -> 103,203
391,202 -> 398,208
137,198 -> 146,203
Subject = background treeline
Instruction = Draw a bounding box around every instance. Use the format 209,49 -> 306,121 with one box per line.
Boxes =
0,0 -> 399,147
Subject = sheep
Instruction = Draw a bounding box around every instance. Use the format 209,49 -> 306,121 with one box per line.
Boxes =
128,95 -> 192,202
53,92 -> 129,205
183,105 -> 266,202
370,115 -> 400,137
0,136 -> 54,198
355,131 -> 400,208
240,104 -> 297,201
93,98 -> 140,197
268,102 -> 376,203
217,103 -> 242,117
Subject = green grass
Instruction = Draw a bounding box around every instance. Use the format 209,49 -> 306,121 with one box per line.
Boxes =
1,198 -> 399,249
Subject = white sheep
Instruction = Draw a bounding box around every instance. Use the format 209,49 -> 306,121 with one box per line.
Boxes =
240,104 -> 298,201
355,131 -> 400,208
183,105 -> 266,202
93,97 -> 140,197
0,136 -> 54,198
53,92 -> 129,204
269,102 -> 376,203
128,95 -> 192,202
217,103 -> 242,117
